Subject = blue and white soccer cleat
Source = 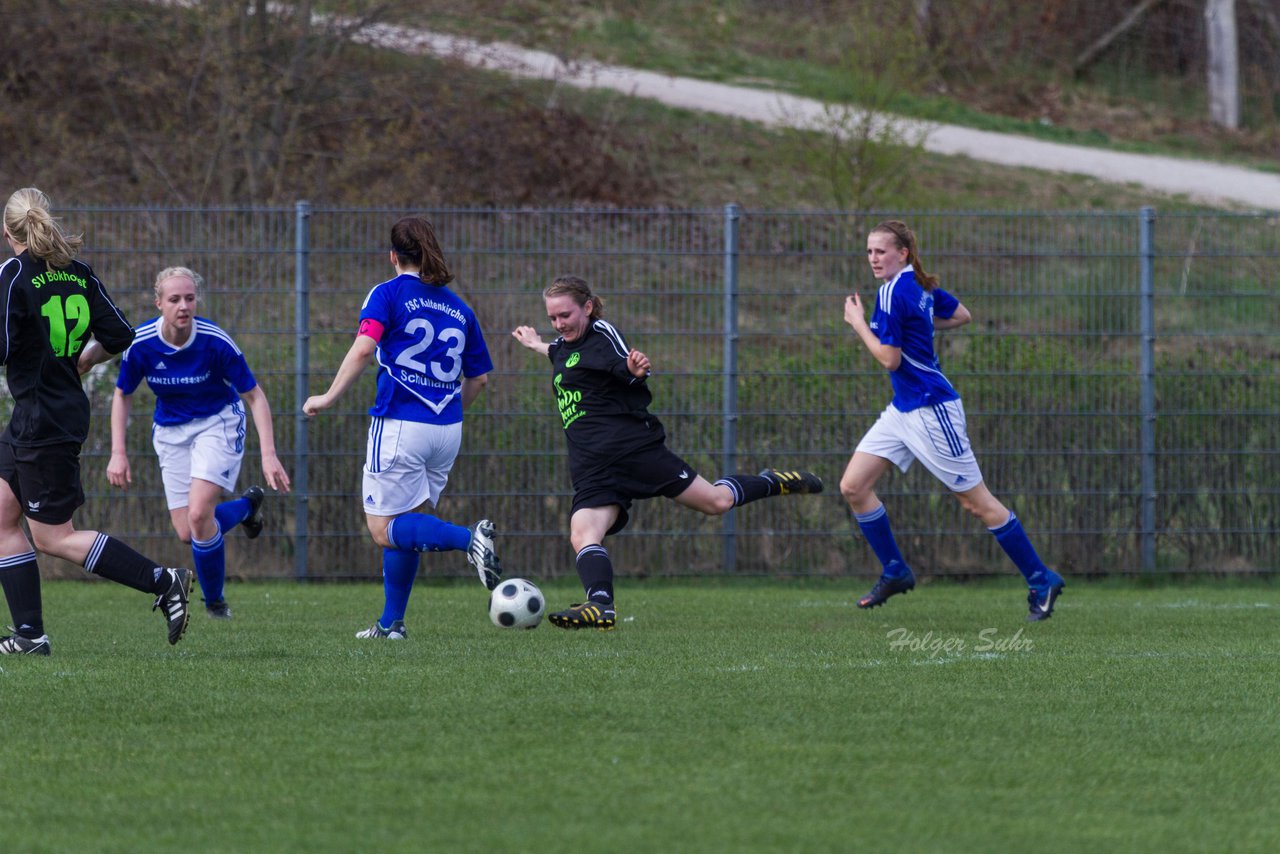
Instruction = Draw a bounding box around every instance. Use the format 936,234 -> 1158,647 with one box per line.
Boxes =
355,620 -> 407,640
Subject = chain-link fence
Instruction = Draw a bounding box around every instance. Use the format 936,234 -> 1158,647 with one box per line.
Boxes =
31,205 -> 1276,581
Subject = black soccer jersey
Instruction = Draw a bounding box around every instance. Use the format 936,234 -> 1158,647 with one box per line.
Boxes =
0,251 -> 135,446
546,319 -> 663,466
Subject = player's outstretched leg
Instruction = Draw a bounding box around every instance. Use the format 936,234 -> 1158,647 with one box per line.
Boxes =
711,469 -> 824,509
759,469 -> 824,495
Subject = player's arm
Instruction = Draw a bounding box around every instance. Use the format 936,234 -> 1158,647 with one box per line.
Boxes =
106,388 -> 132,489
461,373 -> 488,409
77,340 -> 119,375
512,326 -> 550,356
934,299 -> 971,331
241,385 -> 291,493
844,293 -> 901,371
302,332 -> 377,416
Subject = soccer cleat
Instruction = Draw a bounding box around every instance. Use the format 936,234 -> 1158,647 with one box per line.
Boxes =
760,469 -> 824,495
241,485 -> 266,539
1027,573 -> 1066,622
467,519 -> 502,590
355,620 -> 407,640
205,599 -> 233,620
0,630 -> 51,655
548,601 -> 617,631
857,570 -> 917,609
152,568 -> 193,645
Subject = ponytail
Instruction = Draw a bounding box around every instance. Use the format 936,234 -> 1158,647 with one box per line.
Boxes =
4,188 -> 82,269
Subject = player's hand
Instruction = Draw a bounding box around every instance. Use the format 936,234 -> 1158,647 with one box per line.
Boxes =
512,326 -> 543,349
106,452 -> 131,489
262,453 -> 292,494
844,294 -> 868,332
627,348 -> 651,378
302,394 -> 329,416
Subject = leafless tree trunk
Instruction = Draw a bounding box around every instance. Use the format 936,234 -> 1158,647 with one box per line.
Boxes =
1205,0 -> 1241,129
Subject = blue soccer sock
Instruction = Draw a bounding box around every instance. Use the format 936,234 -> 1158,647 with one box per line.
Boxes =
854,504 -> 911,579
214,496 -> 251,531
575,544 -> 614,604
379,547 -> 420,626
191,524 -> 227,604
990,512 -> 1054,587
388,514 -> 471,553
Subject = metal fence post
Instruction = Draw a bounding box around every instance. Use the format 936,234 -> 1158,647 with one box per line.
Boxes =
1139,206 -> 1156,572
294,200 -> 312,579
722,203 -> 741,573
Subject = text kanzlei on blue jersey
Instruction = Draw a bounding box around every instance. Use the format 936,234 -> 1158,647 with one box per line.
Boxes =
868,265 -> 961,413
116,317 -> 258,425
359,274 -> 493,425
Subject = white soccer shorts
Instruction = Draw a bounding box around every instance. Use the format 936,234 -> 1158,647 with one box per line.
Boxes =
362,417 -> 462,516
152,402 -> 246,510
856,399 -> 985,492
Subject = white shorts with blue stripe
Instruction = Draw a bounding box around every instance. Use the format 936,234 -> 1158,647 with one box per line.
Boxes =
362,417 -> 463,516
856,399 -> 984,492
152,401 -> 247,509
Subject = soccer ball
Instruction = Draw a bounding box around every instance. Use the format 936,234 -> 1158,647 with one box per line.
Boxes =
488,578 -> 544,629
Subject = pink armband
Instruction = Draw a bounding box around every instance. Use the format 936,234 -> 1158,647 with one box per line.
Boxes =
358,318 -> 385,341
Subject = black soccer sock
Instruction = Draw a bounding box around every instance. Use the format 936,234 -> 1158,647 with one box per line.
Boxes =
575,544 -> 614,604
0,551 -> 44,638
713,474 -> 778,506
83,534 -> 165,594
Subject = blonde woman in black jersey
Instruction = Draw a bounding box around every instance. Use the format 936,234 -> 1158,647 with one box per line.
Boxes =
0,188 -> 192,655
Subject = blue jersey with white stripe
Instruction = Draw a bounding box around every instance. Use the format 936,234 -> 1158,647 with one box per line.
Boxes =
116,317 -> 257,426
359,274 -> 493,425
868,266 -> 961,412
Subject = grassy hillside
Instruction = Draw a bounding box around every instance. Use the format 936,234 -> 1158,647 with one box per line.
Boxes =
0,0 -> 1263,210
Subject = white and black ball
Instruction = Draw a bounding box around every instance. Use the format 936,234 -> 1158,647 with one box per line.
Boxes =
488,578 -> 544,629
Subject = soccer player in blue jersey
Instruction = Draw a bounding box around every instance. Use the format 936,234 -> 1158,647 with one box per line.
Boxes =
841,220 -> 1065,621
97,266 -> 291,619
303,215 -> 501,640
0,188 -> 192,655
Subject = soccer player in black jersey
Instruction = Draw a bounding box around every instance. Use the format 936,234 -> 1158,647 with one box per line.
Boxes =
513,275 -> 823,630
0,188 -> 193,655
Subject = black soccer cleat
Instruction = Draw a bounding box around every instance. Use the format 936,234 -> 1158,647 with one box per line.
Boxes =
153,568 -> 193,645
548,601 -> 617,631
1026,573 -> 1066,622
760,469 -> 824,495
205,599 -> 233,620
0,630 -> 51,656
241,485 -> 266,539
857,570 -> 917,609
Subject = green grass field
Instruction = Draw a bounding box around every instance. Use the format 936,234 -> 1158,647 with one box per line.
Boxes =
3,578 -> 1277,852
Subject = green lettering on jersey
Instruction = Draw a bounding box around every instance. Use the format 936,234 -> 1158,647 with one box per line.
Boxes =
553,372 -> 585,429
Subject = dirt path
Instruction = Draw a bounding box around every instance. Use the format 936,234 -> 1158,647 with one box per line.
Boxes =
355,24 -> 1280,210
